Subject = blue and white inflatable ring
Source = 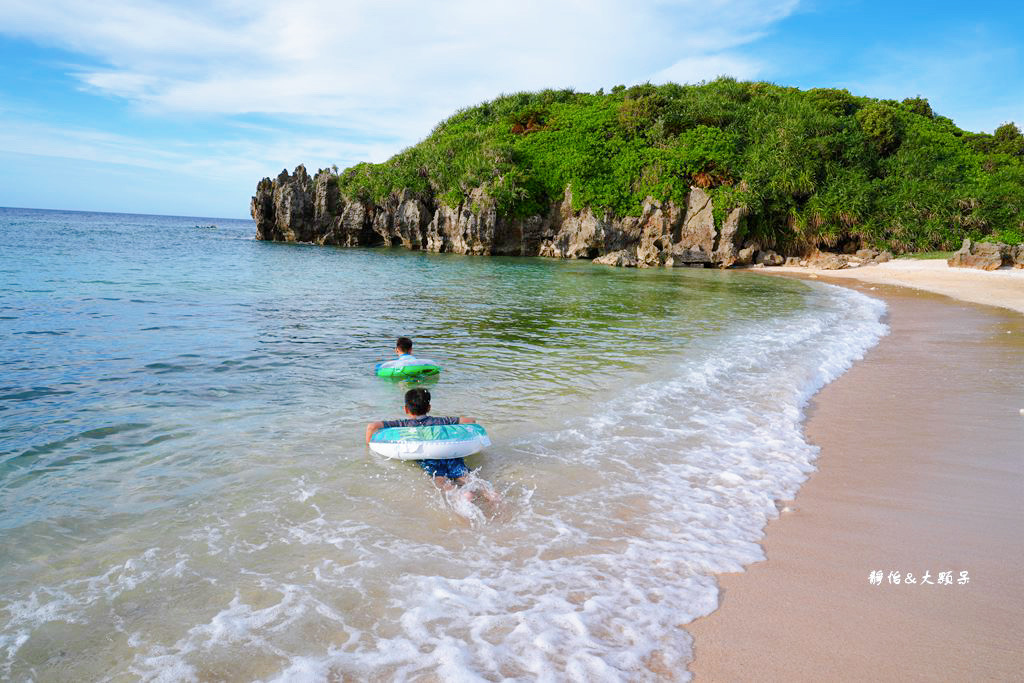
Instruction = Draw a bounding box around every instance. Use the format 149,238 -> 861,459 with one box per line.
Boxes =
369,423 -> 491,461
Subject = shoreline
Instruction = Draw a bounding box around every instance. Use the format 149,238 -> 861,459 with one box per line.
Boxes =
684,272 -> 1024,679
749,258 -> 1024,314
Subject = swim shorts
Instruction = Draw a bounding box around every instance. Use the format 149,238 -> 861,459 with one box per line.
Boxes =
417,457 -> 469,480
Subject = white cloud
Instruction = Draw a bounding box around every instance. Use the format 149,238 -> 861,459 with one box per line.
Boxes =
0,114 -> 377,184
0,1 -> 800,215
1,0 -> 799,146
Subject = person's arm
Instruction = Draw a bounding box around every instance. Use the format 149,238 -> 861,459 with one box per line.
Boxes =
458,417 -> 477,424
365,421 -> 386,443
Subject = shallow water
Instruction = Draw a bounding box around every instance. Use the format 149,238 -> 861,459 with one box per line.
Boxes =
0,207 -> 886,681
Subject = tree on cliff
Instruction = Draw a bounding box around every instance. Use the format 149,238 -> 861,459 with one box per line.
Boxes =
298,79 -> 1024,253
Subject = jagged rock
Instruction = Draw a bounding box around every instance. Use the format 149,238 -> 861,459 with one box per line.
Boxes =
251,166 -> 316,242
736,242 -> 759,266
784,256 -> 801,266
593,250 -> 637,267
251,177 -> 276,240
856,248 -> 879,261
538,188 -> 607,259
1013,244 -> 1024,268
755,250 -> 784,266
668,245 -> 711,267
313,171 -> 340,230
251,167 -> 750,268
808,251 -> 847,270
713,206 -> 747,268
947,238 -> 1007,270
679,187 -> 715,254
633,197 -> 680,267
875,250 -> 893,263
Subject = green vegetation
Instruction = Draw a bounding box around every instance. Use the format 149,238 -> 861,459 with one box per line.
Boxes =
896,251 -> 956,260
335,79 -> 1024,253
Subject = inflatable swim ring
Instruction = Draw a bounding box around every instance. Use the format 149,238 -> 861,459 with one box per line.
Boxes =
375,356 -> 442,378
369,423 -> 491,461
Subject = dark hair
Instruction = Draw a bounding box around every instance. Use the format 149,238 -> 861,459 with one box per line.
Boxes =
405,387 -> 430,416
396,337 -> 413,353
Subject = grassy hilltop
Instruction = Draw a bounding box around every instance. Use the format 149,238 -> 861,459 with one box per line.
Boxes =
334,79 -> 1024,253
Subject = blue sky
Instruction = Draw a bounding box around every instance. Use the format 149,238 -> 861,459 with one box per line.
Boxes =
0,0 -> 1020,219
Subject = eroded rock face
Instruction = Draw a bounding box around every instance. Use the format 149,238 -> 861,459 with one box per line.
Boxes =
735,242 -> 759,266
252,166 -> 316,242
807,251 -> 848,270
1013,244 -> 1024,268
593,250 -> 638,267
251,167 -> 751,268
754,249 -> 784,267
947,238 -> 1008,270
712,206 -> 747,268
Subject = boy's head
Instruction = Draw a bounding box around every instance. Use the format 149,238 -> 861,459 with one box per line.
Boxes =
396,337 -> 413,354
404,387 -> 430,416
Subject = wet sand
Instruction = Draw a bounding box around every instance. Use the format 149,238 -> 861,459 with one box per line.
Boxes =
685,280 -> 1024,680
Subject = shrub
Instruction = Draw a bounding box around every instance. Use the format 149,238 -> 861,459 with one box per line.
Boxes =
328,81 -> 1024,253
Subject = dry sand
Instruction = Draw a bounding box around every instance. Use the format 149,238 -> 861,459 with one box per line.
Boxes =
767,258 -> 1024,314
685,278 -> 1024,681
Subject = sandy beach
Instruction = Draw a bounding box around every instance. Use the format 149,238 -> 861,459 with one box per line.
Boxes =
766,258 -> 1024,314
685,268 -> 1024,680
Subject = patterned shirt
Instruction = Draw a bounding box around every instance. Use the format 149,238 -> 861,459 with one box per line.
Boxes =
379,415 -> 460,428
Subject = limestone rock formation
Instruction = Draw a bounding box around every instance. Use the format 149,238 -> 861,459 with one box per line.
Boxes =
712,206 -> 747,268
754,249 -> 784,266
807,251 -> 848,270
593,250 -> 638,267
947,238 -> 1008,270
251,166 -> 753,269
1013,244 -> 1024,268
735,242 -> 759,266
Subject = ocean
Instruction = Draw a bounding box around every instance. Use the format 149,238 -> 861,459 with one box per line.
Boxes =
0,206 -> 886,681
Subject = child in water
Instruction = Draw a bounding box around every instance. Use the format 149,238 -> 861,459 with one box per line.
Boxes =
365,387 -> 479,491
374,336 -> 416,372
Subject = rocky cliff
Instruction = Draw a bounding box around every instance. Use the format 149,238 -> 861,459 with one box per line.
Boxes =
251,165 -> 751,268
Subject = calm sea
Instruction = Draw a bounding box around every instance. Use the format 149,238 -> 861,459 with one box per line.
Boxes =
0,207 -> 886,681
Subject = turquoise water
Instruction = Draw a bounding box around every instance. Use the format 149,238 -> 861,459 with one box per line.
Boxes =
0,207 -> 886,680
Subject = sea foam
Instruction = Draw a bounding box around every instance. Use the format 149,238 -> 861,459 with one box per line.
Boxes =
0,223 -> 887,683
122,282 -> 887,682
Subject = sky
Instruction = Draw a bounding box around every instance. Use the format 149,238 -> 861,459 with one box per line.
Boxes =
0,0 -> 1021,219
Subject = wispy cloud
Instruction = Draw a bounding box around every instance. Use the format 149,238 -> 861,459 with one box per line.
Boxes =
0,114 -> 384,183
0,1 -> 800,214
2,0 -> 799,140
